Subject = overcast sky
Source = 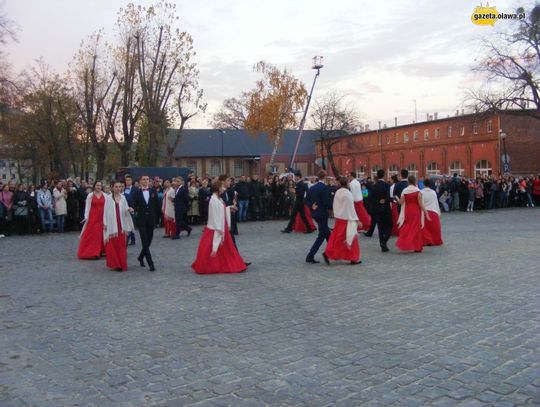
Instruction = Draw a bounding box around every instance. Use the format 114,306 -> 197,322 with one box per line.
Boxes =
3,0 -> 522,129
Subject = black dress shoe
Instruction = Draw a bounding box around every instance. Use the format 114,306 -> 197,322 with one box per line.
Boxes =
322,253 -> 330,265
114,268 -> 123,272
350,261 -> 362,265
305,258 -> 320,264
244,262 -> 252,267
363,233 -> 373,237
381,245 -> 389,252
304,229 -> 314,234
281,229 -> 291,233
128,241 -> 136,246
149,265 -> 155,272
138,258 -> 146,267
171,236 -> 179,240
187,229 -> 192,237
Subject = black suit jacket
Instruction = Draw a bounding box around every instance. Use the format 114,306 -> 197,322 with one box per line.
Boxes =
173,186 -> 190,212
294,180 -> 308,206
393,180 -> 408,198
305,181 -> 332,219
370,180 -> 392,215
132,187 -> 159,225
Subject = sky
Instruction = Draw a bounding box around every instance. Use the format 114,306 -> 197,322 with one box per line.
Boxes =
3,0 -> 523,129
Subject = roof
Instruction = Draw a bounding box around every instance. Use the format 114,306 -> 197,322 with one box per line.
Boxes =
165,129 -> 319,158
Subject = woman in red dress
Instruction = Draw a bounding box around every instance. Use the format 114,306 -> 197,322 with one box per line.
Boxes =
192,181 -> 247,274
292,204 -> 316,233
323,177 -> 361,265
77,181 -> 106,259
348,172 -> 371,232
395,176 -> 428,253
104,182 -> 134,271
421,179 -> 443,246
389,175 -> 400,236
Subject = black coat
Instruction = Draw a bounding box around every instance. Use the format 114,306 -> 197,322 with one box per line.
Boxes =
132,187 -> 159,225
370,180 -> 392,215
173,186 -> 190,212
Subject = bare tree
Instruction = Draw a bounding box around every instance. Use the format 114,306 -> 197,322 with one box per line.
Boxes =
468,3 -> 540,120
211,94 -> 250,130
310,91 -> 362,177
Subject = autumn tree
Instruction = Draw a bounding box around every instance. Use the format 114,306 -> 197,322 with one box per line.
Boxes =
311,91 -> 362,177
211,93 -> 250,130
468,3 -> 540,119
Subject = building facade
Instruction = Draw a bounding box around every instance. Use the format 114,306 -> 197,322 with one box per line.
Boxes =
318,111 -> 540,179
163,129 -> 318,177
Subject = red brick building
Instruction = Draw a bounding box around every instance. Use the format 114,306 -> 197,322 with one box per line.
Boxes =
318,111 -> 540,179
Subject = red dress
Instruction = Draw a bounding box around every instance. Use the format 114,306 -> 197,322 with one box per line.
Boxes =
391,202 -> 399,236
324,218 -> 361,262
292,204 -> 316,233
395,191 -> 424,252
77,194 -> 105,259
164,217 -> 176,237
105,202 -> 128,271
422,210 -> 443,246
354,200 -> 371,232
192,209 -> 246,274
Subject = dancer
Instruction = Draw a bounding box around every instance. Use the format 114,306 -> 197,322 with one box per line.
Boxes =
323,177 -> 361,265
172,177 -> 192,239
389,175 -> 400,236
123,175 -> 137,246
132,175 -> 158,271
291,204 -> 316,233
370,169 -> 393,252
348,172 -> 371,232
191,180 -> 247,274
282,172 -> 313,234
77,181 -> 106,259
162,179 -> 176,238
421,179 -> 443,246
305,171 -> 332,264
103,182 -> 134,271
395,175 -> 428,253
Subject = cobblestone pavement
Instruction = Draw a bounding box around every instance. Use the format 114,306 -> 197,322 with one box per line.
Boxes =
0,208 -> 539,407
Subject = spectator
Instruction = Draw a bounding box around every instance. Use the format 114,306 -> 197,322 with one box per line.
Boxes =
1,183 -> 14,235
53,180 -> 67,233
37,181 -> 54,233
235,175 -> 250,221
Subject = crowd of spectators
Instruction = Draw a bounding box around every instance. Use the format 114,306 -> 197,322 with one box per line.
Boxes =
1,171 -> 539,237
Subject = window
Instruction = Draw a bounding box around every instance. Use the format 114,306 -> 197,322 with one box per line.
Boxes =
186,160 -> 197,174
386,134 -> 390,144
388,164 -> 399,177
377,134 -> 382,145
394,133 -> 399,143
371,165 -> 381,179
404,132 -> 409,143
473,123 -> 479,135
487,120 -> 493,133
413,130 -> 418,141
448,160 -> 464,175
460,125 -> 465,136
0,160 -> 5,168
357,165 -> 366,179
447,126 -> 452,138
233,160 -> 243,177
210,160 -> 221,177
407,163 -> 418,177
426,162 -> 440,176
475,160 -> 492,176
435,128 -> 440,139
424,129 -> 429,141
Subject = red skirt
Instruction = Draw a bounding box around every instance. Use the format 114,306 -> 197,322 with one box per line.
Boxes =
324,218 -> 361,262
354,201 -> 371,232
292,205 -> 316,233
77,217 -> 105,259
164,217 -> 176,237
422,210 -> 443,246
192,224 -> 246,274
395,207 -> 423,252
391,202 -> 399,236
105,234 -> 128,270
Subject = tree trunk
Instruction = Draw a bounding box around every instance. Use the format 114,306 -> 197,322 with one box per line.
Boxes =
94,144 -> 107,181
319,139 -> 326,170
325,142 -> 339,177
120,147 -> 130,168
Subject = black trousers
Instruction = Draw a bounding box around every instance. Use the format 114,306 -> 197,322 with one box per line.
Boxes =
374,211 -> 392,248
174,208 -> 191,237
137,218 -> 155,266
307,214 -> 331,260
286,203 -> 310,231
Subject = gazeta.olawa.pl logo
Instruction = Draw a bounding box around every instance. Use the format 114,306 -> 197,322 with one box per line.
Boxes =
471,3 -> 526,26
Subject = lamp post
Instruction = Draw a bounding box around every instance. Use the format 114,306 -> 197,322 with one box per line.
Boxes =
219,129 -> 226,175
499,129 -> 509,174
289,56 -> 324,172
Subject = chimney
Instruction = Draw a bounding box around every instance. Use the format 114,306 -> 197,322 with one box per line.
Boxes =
378,121 -> 381,129
461,109 -> 464,115
394,117 -> 397,127
365,124 -> 370,131
426,113 -> 429,121
434,112 -> 438,120
383,124 -> 387,129
455,110 -> 459,116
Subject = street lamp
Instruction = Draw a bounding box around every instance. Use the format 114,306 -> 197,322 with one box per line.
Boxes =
219,129 -> 226,175
499,129 -> 509,174
289,56 -> 324,171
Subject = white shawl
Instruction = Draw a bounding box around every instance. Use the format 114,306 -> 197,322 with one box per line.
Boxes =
349,178 -> 363,202
103,194 -> 134,242
207,194 -> 232,256
162,187 -> 175,221
80,192 -> 100,237
397,185 -> 424,228
421,187 -> 441,216
333,187 -> 359,247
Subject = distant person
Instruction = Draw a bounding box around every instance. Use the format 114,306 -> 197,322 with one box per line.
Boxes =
305,170 -> 332,264
421,179 -> 443,246
395,175 -> 428,253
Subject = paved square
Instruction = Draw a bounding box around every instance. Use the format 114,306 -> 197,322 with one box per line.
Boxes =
1,209 -> 539,406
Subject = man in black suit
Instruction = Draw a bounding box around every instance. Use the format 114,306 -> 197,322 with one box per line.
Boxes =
281,172 -> 312,233
172,177 -> 192,239
132,175 -> 159,271
370,169 -> 393,252
123,174 -> 137,245
393,168 -> 409,211
304,170 -> 332,264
